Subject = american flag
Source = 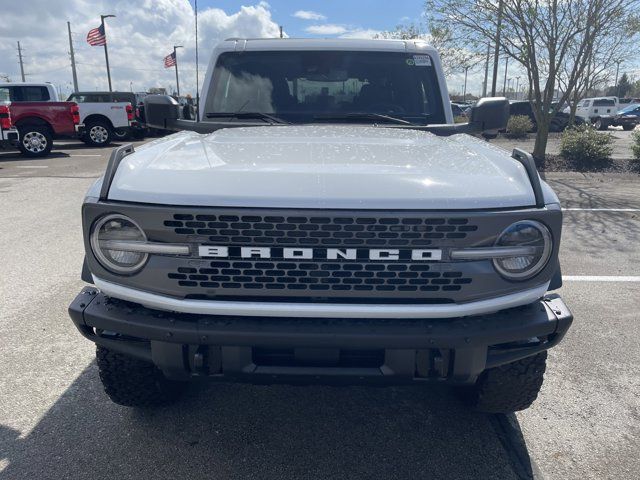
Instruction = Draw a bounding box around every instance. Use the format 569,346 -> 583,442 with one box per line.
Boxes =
86,24 -> 106,46
164,51 -> 176,68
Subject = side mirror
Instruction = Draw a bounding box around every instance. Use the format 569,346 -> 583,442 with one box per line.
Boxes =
468,97 -> 510,134
143,95 -> 181,130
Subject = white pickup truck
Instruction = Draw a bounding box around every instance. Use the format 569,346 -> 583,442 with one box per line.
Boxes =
66,92 -> 134,146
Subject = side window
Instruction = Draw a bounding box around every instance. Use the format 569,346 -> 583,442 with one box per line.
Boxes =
17,86 -> 50,101
581,100 -> 590,107
0,88 -> 10,102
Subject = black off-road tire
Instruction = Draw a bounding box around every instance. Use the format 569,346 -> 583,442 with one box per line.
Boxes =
18,125 -> 53,157
592,118 -> 606,131
96,346 -> 186,407
466,351 -> 547,413
113,128 -> 130,141
623,124 -> 635,131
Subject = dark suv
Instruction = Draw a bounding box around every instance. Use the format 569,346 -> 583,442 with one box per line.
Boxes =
509,100 -> 583,132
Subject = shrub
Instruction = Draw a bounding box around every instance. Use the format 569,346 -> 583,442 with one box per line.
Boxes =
506,115 -> 533,138
631,130 -> 640,162
560,125 -> 613,166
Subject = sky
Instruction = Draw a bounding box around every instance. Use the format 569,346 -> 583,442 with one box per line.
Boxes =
0,0 -> 491,99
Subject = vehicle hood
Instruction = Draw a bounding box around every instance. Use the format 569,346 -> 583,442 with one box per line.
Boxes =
106,126 -> 538,209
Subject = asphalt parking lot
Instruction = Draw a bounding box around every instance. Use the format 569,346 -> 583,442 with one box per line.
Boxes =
0,139 -> 639,480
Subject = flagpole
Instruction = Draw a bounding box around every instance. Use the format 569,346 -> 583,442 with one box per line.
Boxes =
195,0 -> 200,121
174,45 -> 183,97
101,14 -> 115,92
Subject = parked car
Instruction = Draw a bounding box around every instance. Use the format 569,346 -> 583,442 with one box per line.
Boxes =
0,88 -> 82,157
508,100 -> 583,132
0,82 -> 59,102
70,38 -> 573,414
574,97 -> 617,130
608,104 -> 640,130
67,91 -> 142,144
0,103 -> 19,150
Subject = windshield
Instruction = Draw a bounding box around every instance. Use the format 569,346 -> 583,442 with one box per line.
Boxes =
205,50 -> 446,125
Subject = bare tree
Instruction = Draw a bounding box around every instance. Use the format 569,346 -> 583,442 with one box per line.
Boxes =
375,23 -> 484,77
425,0 -> 640,160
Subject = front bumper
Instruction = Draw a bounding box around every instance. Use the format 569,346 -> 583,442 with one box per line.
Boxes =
69,287 -> 573,385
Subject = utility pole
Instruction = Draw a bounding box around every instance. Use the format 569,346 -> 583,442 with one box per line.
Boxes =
173,45 -> 183,97
482,42 -> 490,97
502,56 -> 509,96
101,15 -> 115,92
491,0 -> 504,96
463,65 -> 470,102
67,22 -> 79,92
515,76 -> 520,100
279,26 -> 284,38
17,41 -> 25,82
614,60 -> 622,97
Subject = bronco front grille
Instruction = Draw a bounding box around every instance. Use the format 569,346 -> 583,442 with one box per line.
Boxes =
167,260 -> 472,294
163,214 -> 478,248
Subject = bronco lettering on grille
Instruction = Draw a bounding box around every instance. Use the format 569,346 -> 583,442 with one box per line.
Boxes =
198,246 -> 443,261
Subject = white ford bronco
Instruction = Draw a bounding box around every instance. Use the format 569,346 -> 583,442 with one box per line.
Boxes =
69,38 -> 572,413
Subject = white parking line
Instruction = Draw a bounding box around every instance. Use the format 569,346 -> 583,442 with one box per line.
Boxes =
14,165 -> 49,169
564,275 -> 640,282
70,154 -> 102,157
563,208 -> 640,212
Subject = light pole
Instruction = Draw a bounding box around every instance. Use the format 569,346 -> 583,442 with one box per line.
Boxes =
491,0 -> 504,96
463,65 -> 470,102
100,14 -> 116,92
515,76 -> 520,100
507,78 -> 512,98
173,45 -> 183,97
502,56 -> 509,96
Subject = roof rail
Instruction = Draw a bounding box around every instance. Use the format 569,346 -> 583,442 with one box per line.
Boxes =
99,143 -> 135,201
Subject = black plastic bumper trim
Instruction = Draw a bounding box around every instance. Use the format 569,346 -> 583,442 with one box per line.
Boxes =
69,287 -> 572,383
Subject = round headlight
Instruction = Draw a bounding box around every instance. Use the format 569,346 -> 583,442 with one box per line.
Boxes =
493,220 -> 552,280
90,214 -> 148,274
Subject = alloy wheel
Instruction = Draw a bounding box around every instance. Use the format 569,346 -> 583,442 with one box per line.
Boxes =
22,131 -> 48,153
90,125 -> 109,144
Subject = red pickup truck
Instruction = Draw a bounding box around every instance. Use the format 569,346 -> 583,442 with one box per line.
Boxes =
2,101 -> 83,157
0,104 -> 19,148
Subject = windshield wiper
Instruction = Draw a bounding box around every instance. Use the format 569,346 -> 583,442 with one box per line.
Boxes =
205,112 -> 290,124
312,112 -> 413,125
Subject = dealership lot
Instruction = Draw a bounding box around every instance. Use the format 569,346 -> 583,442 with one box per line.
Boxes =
0,141 -> 638,479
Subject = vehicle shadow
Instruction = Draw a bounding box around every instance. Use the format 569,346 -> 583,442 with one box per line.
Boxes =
545,177 -> 640,255
0,152 -> 71,162
0,362 -> 536,480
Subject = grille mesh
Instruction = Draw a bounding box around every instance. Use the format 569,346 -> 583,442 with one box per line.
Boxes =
168,260 -> 472,294
164,214 -> 478,247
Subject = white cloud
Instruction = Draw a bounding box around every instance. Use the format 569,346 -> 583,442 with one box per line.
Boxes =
305,24 -> 348,35
0,0 -> 282,98
293,10 -> 327,21
339,29 -> 382,39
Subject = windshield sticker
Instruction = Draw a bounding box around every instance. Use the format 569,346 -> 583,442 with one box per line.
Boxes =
412,55 -> 432,67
